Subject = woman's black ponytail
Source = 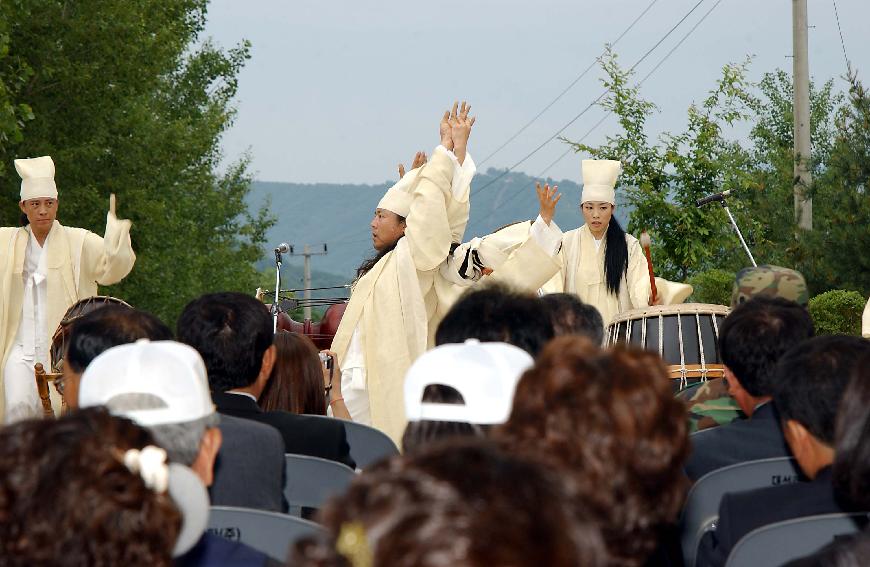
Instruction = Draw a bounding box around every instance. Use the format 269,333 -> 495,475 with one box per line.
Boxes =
603,218 -> 629,295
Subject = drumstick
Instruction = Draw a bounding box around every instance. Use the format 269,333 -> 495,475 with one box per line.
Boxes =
640,231 -> 658,305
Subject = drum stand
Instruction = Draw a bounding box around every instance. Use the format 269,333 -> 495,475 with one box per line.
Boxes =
272,248 -> 284,332
721,198 -> 757,267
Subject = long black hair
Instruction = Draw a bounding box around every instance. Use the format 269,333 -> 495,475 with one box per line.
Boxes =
355,213 -> 406,280
603,218 -> 629,296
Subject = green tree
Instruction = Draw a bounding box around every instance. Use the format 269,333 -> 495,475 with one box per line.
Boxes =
0,0 -> 273,323
567,51 -> 868,296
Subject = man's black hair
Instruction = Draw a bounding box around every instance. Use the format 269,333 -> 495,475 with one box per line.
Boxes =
66,306 -> 173,373
435,283 -> 553,357
176,292 -> 274,393
772,335 -> 870,445
718,295 -> 814,397
540,293 -> 604,345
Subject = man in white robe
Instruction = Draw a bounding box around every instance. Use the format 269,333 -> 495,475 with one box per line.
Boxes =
331,104 -> 474,443
545,159 -> 651,325
0,156 -> 135,422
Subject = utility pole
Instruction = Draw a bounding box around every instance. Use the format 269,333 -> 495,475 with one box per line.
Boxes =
793,0 -> 813,230
288,243 -> 328,322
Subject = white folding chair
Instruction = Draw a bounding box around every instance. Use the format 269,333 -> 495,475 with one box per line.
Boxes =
680,457 -> 802,567
207,505 -> 326,562
284,453 -> 356,515
724,512 -> 869,567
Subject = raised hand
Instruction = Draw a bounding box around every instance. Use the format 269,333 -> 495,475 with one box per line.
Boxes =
449,101 -> 475,165
398,151 -> 427,179
440,109 -> 453,151
535,182 -> 561,225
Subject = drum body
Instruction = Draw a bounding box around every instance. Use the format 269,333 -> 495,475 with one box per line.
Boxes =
605,303 -> 730,390
50,296 -> 132,372
275,302 -> 348,350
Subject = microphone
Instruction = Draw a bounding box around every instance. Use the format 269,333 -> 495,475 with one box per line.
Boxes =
274,243 -> 291,254
696,189 -> 732,208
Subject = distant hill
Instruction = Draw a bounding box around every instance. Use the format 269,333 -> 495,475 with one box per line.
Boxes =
247,167 -> 631,285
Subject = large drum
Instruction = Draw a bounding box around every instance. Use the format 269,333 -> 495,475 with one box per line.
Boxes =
50,296 -> 132,372
604,303 -> 730,390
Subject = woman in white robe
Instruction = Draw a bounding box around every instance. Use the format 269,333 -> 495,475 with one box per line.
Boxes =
546,159 -> 651,325
0,156 -> 135,422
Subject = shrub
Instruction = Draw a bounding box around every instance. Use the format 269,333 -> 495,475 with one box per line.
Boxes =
687,269 -> 735,306
808,290 -> 866,336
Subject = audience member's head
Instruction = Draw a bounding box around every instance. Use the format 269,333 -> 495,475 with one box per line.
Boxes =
718,295 -> 814,416
79,340 -> 222,487
731,264 -> 809,307
540,293 -> 604,344
833,351 -> 870,510
176,292 -> 275,396
0,408 -> 181,565
435,283 -> 553,357
498,336 -> 689,567
401,340 -> 533,453
63,305 -> 172,408
293,438 -> 606,567
260,331 -> 327,415
772,335 -> 870,479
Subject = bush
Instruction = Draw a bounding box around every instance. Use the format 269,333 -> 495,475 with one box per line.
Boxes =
687,269 -> 735,306
808,290 -> 866,336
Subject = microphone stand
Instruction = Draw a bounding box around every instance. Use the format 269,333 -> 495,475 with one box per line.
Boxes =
720,197 -> 757,267
272,248 -> 283,332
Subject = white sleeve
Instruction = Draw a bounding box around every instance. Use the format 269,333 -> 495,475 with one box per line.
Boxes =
435,146 -> 476,202
529,215 -> 564,257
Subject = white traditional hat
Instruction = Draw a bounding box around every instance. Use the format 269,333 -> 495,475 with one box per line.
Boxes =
580,159 -> 621,205
404,339 -> 533,424
377,168 -> 420,218
14,155 -> 58,201
79,339 -> 216,427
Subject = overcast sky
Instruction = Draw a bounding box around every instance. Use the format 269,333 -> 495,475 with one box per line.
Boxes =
204,0 -> 869,185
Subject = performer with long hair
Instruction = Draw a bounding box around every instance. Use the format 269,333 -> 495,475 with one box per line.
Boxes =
0,156 -> 135,422
547,159 -> 651,324
330,103 -> 475,442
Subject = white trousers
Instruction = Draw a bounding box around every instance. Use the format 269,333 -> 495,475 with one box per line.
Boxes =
340,368 -> 371,425
3,343 -> 47,424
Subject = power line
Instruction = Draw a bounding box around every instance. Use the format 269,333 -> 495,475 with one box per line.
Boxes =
535,0 -> 724,180
831,0 -> 850,70
466,0 -> 724,234
477,0 -> 660,167
469,0 -> 711,199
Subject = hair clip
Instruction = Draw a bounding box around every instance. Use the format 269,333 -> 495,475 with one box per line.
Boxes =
336,522 -> 372,567
123,445 -> 169,493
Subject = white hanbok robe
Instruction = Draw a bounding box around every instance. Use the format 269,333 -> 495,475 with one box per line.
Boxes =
545,224 -> 650,326
0,214 -> 135,422
331,147 -> 458,443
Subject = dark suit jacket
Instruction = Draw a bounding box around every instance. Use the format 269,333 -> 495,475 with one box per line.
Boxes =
213,391 -> 356,470
696,466 -> 842,567
209,414 -> 286,513
176,532 -> 281,566
685,401 -> 791,481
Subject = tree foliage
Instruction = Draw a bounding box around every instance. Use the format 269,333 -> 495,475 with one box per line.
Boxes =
567,51 -> 869,296
0,0 -> 273,323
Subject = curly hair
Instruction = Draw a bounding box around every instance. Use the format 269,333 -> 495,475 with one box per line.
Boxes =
260,331 -> 327,415
292,438 -> 606,567
496,336 -> 690,567
0,408 -> 182,566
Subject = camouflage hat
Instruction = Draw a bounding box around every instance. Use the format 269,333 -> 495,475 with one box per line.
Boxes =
731,265 -> 809,307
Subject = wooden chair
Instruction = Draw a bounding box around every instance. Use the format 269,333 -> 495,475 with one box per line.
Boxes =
34,362 -> 65,418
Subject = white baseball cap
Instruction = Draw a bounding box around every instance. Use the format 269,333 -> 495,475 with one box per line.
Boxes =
404,339 -> 534,424
79,339 -> 216,426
